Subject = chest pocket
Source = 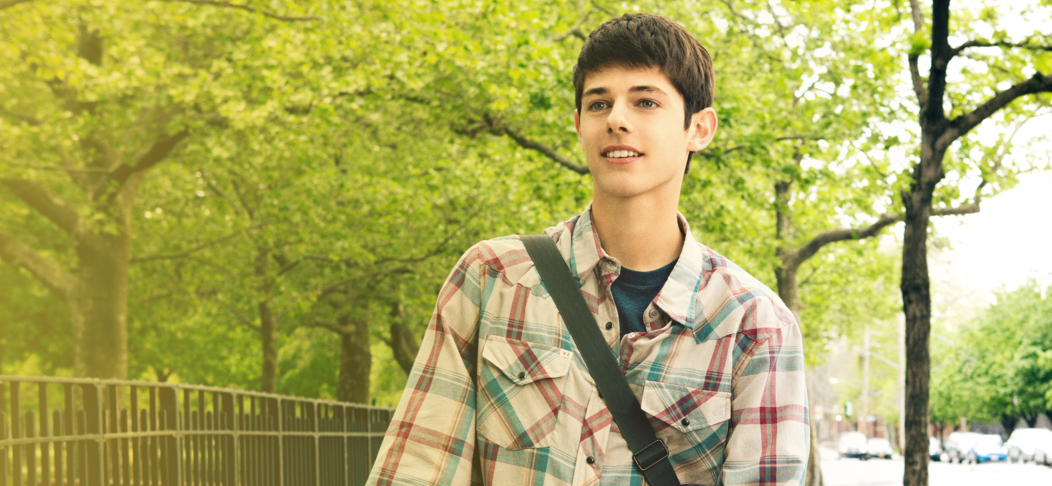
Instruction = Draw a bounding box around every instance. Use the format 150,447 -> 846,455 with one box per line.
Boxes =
477,337 -> 573,450
641,381 -> 732,483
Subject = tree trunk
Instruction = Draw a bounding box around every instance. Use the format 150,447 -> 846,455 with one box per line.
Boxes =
257,247 -> 279,393
773,176 -> 822,486
776,258 -> 822,486
69,169 -> 139,380
337,301 -> 371,403
389,301 -> 419,375
0,332 -> 5,412
71,233 -> 130,379
1000,415 -> 1017,438
900,147 -> 940,486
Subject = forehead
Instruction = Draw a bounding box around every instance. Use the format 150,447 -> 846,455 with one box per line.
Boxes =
581,65 -> 680,99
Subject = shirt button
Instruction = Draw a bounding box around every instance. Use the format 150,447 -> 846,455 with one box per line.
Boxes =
517,371 -> 526,380
605,321 -> 614,330
586,456 -> 596,464
681,418 -> 690,426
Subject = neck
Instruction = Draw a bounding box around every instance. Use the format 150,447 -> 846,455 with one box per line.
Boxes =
590,192 -> 684,272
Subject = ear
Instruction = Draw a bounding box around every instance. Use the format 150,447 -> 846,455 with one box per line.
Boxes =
686,107 -> 718,152
573,110 -> 582,144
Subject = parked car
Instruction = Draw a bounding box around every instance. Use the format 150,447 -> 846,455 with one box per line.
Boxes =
943,432 -> 982,463
967,434 -> 1007,463
837,431 -> 869,460
867,438 -> 894,459
1006,427 -> 1052,464
929,436 -> 943,461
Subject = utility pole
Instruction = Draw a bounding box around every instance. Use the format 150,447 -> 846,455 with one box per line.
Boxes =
899,314 -> 906,452
860,323 -> 870,437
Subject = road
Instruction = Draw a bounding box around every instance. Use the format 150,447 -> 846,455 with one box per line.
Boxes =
820,447 -> 1052,486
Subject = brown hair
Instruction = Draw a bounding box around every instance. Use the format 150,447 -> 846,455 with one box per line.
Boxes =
573,14 -> 715,171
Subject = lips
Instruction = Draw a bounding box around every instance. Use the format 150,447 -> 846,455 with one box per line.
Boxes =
601,145 -> 644,164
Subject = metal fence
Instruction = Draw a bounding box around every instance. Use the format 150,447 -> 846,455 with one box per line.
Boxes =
0,375 -> 394,486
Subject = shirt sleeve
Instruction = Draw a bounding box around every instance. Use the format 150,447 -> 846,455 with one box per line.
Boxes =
722,299 -> 809,486
367,246 -> 485,486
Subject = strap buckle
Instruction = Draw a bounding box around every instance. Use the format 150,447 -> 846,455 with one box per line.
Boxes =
632,439 -> 669,472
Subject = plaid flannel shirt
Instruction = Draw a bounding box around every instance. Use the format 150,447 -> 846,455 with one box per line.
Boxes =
368,206 -> 809,486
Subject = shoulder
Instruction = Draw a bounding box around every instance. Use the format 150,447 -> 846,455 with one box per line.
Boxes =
455,216 -> 576,290
690,242 -> 798,342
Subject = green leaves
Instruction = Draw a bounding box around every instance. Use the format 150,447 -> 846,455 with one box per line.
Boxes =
930,280 -> 1052,425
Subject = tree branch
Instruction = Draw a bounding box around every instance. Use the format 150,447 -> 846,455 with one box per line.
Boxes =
199,169 -> 242,217
924,0 -> 952,125
553,7 -> 602,42
929,204 -> 980,217
909,54 -> 927,107
108,130 -> 190,190
0,178 -> 83,236
908,0 -> 923,34
160,0 -> 318,21
485,118 -> 588,174
0,0 -> 32,11
696,135 -> 817,158
0,231 -> 76,301
791,128 -> 1024,266
300,319 -> 348,335
794,212 -> 902,264
932,111 -> 1036,217
130,229 -> 244,263
945,72 -> 1052,149
951,39 -> 1052,58
217,301 -> 260,332
0,105 -> 42,125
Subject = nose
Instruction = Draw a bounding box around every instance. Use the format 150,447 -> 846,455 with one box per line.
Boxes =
606,103 -> 631,134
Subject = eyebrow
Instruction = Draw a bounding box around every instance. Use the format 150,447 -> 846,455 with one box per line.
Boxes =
582,85 -> 670,98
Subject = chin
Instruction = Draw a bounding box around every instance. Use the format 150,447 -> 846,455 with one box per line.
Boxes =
595,180 -> 656,199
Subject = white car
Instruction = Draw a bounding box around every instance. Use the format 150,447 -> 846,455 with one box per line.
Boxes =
944,432 -> 983,463
1006,428 -> 1052,464
837,431 -> 869,460
867,437 -> 894,459
929,436 -> 943,461
969,434 -> 1007,463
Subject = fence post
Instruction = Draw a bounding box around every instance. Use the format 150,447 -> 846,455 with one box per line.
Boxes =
159,387 -> 182,486
0,410 -> 7,486
308,401 -> 319,486
221,392 -> 236,486
269,397 -> 283,486
81,383 -> 104,486
10,382 -> 20,486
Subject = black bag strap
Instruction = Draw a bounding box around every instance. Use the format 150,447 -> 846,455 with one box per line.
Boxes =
520,235 -> 681,486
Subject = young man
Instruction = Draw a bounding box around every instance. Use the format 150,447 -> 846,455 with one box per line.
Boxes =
368,13 -> 808,486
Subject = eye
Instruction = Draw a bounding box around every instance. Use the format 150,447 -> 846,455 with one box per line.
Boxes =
639,99 -> 658,108
588,101 -> 608,111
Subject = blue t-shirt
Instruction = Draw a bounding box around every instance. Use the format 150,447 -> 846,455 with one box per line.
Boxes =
611,259 -> 678,337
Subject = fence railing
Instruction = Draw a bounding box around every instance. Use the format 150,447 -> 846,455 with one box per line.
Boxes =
0,375 -> 394,486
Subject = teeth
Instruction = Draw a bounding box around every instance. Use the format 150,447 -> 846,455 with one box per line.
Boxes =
603,150 -> 640,158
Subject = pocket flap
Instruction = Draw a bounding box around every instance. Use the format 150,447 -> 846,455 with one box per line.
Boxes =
481,337 -> 573,385
641,381 -> 731,433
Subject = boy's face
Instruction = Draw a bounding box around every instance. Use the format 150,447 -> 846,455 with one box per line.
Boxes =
574,65 -> 716,202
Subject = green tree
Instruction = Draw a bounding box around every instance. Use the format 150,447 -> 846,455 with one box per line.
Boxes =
930,280 -> 1052,435
899,2 -> 1051,483
0,0 -> 322,378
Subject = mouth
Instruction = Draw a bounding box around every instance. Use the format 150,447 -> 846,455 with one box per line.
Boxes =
601,145 -> 644,164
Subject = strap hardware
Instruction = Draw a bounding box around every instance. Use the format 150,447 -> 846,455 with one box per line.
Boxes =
633,439 -> 669,472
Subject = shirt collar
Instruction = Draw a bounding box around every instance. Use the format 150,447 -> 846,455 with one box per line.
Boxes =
549,204 -> 708,331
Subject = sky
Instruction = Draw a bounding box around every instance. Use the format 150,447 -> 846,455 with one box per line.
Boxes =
929,103 -> 1052,308
934,168 -> 1052,299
